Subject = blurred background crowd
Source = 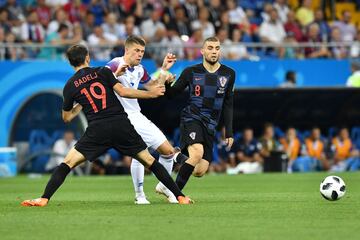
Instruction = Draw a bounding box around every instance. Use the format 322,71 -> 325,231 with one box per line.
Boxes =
1,0 -> 360,61
2,0 -> 360,177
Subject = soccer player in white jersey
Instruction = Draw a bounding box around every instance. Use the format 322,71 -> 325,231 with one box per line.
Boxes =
106,35 -> 180,204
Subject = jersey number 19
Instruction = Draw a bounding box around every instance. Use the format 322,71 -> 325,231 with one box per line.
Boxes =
80,82 -> 107,113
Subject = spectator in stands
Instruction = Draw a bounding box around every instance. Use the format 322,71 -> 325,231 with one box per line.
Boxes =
350,30 -> 360,58
346,61 -> 360,87
159,26 -> 184,59
87,25 -> 118,60
185,28 -> 203,60
140,9 -> 165,42
227,28 -> 251,60
0,7 -> 11,33
332,10 -> 356,42
280,70 -> 297,87
330,27 -> 348,59
227,0 -> 248,26
191,7 -> 215,40
80,11 -> 96,40
216,27 -> 232,59
217,11 -> 236,39
38,23 -> 80,60
63,0 -> 87,24
227,127 -> 263,174
106,0 -> 125,22
208,0 -> 224,30
121,15 -> 141,39
47,8 -> 72,37
172,6 -> 191,37
20,11 -> 45,43
313,8 -> 331,42
304,23 -> 331,58
292,127 -> 329,172
296,0 -> 314,27
183,0 -> 198,22
260,8 -> 286,45
45,130 -> 76,172
0,26 -> 5,60
284,10 -> 304,42
45,0 -> 68,8
259,8 -> 286,56
162,0 -> 181,28
33,0 -> 51,29
330,127 -> 358,172
4,31 -> 26,60
280,127 -> 301,173
87,0 -> 107,26
274,0 -> 290,23
102,12 -> 123,39
280,32 -> 302,59
4,0 -> 25,25
261,2 -> 273,22
259,123 -> 281,158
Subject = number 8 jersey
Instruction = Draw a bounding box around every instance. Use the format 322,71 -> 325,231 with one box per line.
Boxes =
165,63 -> 236,137
63,66 -> 127,122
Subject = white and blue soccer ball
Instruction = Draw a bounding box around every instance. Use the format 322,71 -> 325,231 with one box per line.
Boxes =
320,176 -> 346,201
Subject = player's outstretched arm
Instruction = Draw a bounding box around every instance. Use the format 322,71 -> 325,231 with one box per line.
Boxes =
62,103 -> 83,123
113,82 -> 165,99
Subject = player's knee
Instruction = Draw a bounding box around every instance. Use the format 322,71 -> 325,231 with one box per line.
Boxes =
193,170 -> 206,177
63,159 -> 75,169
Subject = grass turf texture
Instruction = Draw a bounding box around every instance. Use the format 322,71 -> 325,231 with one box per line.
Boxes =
1,173 -> 359,240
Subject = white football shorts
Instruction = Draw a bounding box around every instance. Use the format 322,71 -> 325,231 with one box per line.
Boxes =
127,112 -> 167,150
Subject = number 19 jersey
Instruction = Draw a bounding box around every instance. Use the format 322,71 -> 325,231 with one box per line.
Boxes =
62,66 -> 127,123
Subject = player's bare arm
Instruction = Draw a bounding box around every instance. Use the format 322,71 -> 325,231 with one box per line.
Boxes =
113,82 -> 165,99
62,103 -> 82,123
150,53 -> 177,86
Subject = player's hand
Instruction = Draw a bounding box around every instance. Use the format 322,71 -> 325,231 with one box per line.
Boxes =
149,85 -> 165,98
162,53 -> 177,71
165,73 -> 176,84
225,137 -> 234,150
115,64 -> 129,77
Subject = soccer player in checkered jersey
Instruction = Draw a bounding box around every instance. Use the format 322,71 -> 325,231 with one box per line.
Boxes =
106,36 -> 185,204
165,37 -> 235,190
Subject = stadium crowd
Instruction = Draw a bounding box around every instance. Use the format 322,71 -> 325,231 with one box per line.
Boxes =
1,0 -> 360,60
27,124 -> 360,175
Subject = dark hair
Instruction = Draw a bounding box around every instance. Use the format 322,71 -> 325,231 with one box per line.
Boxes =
57,23 -> 69,33
125,35 -> 146,48
66,44 -> 89,67
203,36 -> 220,46
285,71 -> 296,82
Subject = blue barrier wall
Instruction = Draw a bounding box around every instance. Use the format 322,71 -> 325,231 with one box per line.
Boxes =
0,59 -> 352,147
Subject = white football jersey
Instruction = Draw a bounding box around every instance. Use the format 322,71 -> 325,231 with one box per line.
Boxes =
106,57 -> 151,114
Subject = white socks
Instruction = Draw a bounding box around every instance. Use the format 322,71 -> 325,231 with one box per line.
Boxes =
130,159 -> 145,198
131,154 -> 175,198
158,154 -> 174,175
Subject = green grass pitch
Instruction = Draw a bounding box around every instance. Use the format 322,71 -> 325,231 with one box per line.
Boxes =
1,173 -> 359,240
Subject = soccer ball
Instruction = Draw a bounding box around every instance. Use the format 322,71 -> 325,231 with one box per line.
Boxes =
320,176 -> 346,201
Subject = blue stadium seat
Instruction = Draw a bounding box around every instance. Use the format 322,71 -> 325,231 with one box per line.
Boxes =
28,129 -> 52,173
274,127 -> 285,139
